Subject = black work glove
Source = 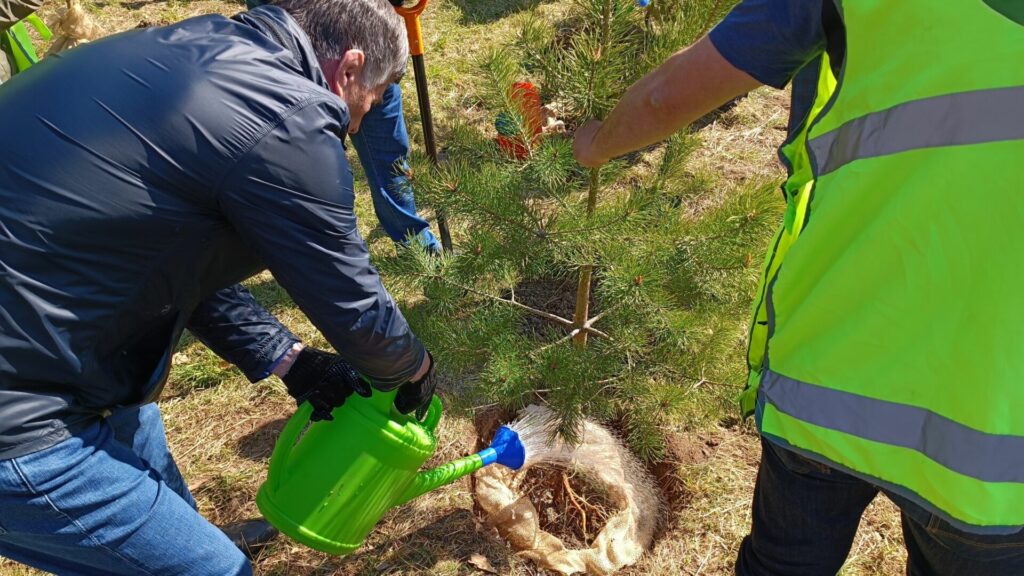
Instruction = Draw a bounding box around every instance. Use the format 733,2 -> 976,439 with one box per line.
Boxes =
282,347 -> 371,421
394,352 -> 436,419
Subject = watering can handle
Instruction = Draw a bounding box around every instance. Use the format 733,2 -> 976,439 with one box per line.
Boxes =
420,395 -> 443,433
267,401 -> 314,492
389,393 -> 442,433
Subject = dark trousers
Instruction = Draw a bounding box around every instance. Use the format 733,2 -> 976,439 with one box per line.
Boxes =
737,438 -> 1024,576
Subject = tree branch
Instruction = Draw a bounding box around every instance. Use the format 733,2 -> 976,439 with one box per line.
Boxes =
418,273 -> 610,338
444,182 -> 545,240
544,210 -> 632,238
534,303 -> 619,355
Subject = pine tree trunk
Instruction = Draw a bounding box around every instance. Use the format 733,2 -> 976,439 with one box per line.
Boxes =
572,168 -> 601,346
572,0 -> 613,347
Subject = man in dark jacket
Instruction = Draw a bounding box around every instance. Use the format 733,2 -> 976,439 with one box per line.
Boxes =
0,0 -> 434,573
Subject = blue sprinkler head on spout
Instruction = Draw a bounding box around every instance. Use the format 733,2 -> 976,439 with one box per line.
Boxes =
478,426 -> 526,470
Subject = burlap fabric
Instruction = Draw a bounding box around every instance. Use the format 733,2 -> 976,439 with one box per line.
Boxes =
45,0 -> 101,56
474,406 -> 661,575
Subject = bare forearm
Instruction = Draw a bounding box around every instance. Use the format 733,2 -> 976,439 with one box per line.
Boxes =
575,36 -> 762,166
272,342 -> 305,377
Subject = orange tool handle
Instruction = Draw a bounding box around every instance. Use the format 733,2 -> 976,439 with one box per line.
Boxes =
395,0 -> 429,57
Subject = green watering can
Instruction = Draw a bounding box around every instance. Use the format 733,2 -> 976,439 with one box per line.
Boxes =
2,14 -> 51,74
257,388 -> 526,555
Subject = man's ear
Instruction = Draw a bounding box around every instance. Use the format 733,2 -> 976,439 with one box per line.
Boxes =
335,49 -> 366,90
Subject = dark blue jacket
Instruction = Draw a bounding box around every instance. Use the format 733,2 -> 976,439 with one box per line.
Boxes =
0,6 -> 425,458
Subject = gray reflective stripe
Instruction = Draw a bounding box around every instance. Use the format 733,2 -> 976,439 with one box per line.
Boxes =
761,370 -> 1024,483
808,86 -> 1024,175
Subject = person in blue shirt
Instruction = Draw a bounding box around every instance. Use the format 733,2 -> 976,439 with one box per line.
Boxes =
574,1 -> 1024,574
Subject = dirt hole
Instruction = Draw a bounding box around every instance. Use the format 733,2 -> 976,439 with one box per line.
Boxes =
474,408 -> 629,550
472,406 -> 720,547
519,464 -> 624,548
474,408 -> 704,527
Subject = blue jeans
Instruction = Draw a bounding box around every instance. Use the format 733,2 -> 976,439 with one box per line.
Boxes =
0,404 -> 250,575
350,82 -> 441,252
737,438 -> 1024,575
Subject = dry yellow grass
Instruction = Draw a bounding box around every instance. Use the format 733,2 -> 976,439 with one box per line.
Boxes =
0,1 -> 906,575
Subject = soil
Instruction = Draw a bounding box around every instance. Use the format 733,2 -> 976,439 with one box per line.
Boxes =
235,416 -> 288,462
473,406 -> 515,452
135,18 -> 173,28
519,463 -> 624,548
603,420 -> 692,515
471,406 -> 514,517
602,416 -> 728,543
649,434 -> 694,515
507,277 -> 600,336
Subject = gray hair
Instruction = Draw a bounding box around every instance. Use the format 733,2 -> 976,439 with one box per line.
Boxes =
273,0 -> 409,88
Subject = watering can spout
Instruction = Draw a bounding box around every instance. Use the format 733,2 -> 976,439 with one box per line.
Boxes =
397,453 -> 487,506
396,425 -> 528,505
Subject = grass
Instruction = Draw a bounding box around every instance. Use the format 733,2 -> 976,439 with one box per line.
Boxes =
2,1 -> 904,575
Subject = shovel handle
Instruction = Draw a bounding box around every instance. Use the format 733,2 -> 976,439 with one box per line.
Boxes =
395,0 -> 428,18
395,0 -> 428,56
268,401 -> 314,492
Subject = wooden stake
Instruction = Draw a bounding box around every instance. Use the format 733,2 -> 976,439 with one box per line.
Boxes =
572,266 -> 593,347
572,167 -> 601,347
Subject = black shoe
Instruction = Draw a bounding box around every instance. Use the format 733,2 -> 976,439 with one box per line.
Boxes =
220,518 -> 279,559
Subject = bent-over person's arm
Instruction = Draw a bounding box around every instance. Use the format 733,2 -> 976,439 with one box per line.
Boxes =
217,97 -> 426,390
